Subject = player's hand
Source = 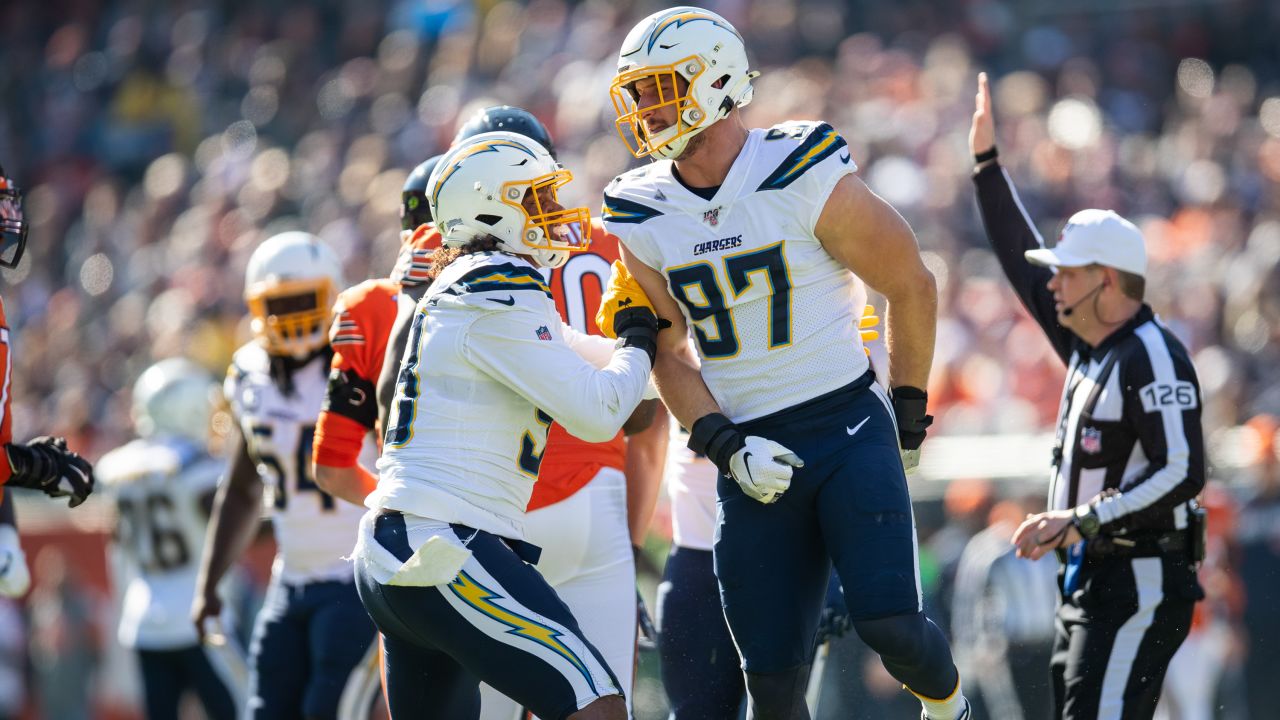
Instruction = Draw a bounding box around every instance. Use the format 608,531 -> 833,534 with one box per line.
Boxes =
596,260 -> 669,340
728,436 -> 803,504
0,527 -> 30,598
688,413 -> 803,503
5,437 -> 95,507
969,72 -> 996,160
191,590 -> 224,644
890,387 -> 932,474
858,304 -> 880,355
814,574 -> 851,646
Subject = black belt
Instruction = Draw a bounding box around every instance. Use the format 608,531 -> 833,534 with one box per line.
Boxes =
1086,531 -> 1187,559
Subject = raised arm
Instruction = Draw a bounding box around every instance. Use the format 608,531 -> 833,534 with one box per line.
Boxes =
969,72 -> 1073,362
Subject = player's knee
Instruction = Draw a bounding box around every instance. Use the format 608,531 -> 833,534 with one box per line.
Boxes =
853,611 -> 929,664
744,665 -> 810,720
568,693 -> 627,720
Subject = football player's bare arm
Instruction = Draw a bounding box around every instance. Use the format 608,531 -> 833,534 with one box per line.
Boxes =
621,398 -> 658,436
568,695 -> 626,720
624,403 -> 668,547
618,244 -> 720,429
377,295 -> 420,440
313,463 -> 376,507
815,174 -> 937,391
191,426 -> 264,641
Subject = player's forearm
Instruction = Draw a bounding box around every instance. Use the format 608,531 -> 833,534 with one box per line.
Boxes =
885,268 -> 937,390
625,407 -> 669,547
314,463 -> 377,507
195,472 -> 262,595
653,344 -> 720,429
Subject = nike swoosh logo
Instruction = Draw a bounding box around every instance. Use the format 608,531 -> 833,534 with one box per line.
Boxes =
846,417 -> 870,436
741,452 -> 753,481
488,296 -> 516,306
659,43 -> 678,49
839,151 -> 851,164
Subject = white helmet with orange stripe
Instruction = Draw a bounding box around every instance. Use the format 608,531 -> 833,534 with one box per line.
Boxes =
244,231 -> 345,358
609,6 -> 759,160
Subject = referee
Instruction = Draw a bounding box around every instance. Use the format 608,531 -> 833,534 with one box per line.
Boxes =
968,72 -> 1206,720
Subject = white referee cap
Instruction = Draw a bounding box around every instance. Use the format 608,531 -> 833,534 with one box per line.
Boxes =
1024,209 -> 1147,278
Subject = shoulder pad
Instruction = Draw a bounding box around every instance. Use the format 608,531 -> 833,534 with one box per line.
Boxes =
757,121 -> 848,191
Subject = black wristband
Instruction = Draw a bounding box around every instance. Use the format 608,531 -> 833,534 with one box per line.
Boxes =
615,307 -> 660,365
687,413 -> 745,475
891,386 -> 933,450
974,146 -> 998,164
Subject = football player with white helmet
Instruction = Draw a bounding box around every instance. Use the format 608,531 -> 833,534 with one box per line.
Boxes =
433,107 -> 665,720
0,162 -> 95,599
100,358 -> 244,720
193,232 -> 377,720
602,7 -> 967,720
353,132 -> 658,720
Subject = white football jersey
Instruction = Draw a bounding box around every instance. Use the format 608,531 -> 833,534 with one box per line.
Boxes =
225,343 -> 369,583
371,252 -> 651,541
603,121 -> 869,422
664,423 -> 719,552
99,436 -> 222,650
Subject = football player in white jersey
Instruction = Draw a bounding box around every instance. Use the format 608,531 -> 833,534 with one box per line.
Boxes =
601,7 -> 968,720
100,358 -> 244,720
353,132 -> 657,720
192,232 -> 377,720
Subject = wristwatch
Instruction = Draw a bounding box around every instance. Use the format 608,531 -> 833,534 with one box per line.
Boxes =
1073,505 -> 1101,540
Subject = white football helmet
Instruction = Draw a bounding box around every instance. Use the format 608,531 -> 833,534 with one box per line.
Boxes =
244,231 -> 345,358
428,132 -> 591,269
132,358 -> 217,445
610,6 -> 758,160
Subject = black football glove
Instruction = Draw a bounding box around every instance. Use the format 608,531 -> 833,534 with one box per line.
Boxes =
890,387 -> 933,474
6,436 -> 94,507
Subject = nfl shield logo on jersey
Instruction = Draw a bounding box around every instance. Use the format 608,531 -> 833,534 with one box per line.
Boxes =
536,325 -> 552,341
1080,426 -> 1103,454
703,207 -> 721,227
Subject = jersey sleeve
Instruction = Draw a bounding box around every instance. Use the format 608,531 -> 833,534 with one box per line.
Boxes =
602,176 -> 666,272
757,122 -> 857,233
464,301 -> 651,444
316,282 -> 399,467
1094,335 -> 1206,532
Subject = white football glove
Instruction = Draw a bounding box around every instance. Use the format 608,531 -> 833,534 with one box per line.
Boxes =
0,526 -> 30,598
727,436 -> 804,504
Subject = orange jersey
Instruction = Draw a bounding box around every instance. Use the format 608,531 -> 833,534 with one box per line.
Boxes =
0,297 -> 10,485
530,221 -> 628,511
313,278 -> 400,468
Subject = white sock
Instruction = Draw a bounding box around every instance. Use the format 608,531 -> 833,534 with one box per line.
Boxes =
909,678 -> 967,720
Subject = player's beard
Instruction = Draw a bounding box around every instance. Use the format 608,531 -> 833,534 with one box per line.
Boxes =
672,127 -> 709,162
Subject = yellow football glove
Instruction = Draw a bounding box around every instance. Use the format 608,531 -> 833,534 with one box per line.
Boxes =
859,304 -> 880,355
596,260 -> 665,339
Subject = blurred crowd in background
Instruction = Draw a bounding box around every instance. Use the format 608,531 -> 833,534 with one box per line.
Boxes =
1,0 -> 1279,717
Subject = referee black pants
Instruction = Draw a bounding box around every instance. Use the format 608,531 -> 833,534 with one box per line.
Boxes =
1051,553 -> 1202,720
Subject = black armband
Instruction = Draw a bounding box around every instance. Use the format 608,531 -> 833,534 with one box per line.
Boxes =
323,369 -> 378,430
974,146 -> 998,164
687,412 -> 745,475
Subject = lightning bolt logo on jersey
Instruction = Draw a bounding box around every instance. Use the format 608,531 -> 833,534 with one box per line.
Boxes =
602,121 -> 868,422
225,343 -> 369,583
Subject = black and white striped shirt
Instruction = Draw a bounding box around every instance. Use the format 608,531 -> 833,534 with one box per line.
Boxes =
973,164 -> 1206,536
